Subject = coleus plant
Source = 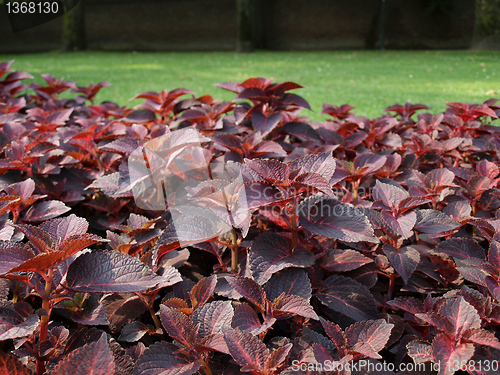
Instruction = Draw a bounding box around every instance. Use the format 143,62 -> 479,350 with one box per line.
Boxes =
1,60 -> 500,375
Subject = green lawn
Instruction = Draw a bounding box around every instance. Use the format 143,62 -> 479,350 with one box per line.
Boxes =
1,50 -> 499,120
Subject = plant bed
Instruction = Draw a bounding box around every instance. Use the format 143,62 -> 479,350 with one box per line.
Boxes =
1,59 -> 500,375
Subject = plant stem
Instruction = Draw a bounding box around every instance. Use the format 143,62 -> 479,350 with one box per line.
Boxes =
352,179 -> 359,201
383,272 -> 396,313
231,228 -> 239,273
149,305 -> 162,331
37,268 -> 53,375
200,357 -> 213,375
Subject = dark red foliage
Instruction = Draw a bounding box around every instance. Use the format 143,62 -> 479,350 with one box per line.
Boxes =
1,60 -> 500,375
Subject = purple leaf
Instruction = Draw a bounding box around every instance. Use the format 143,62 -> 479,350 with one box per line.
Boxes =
414,209 -> 459,234
381,211 -> 416,239
455,258 -> 488,287
66,250 -> 165,293
298,196 -> 379,243
0,241 -> 34,274
22,200 -> 71,222
222,327 -> 269,371
225,276 -> 267,312
414,312 -> 455,335
251,111 -> 283,137
265,269 -> 312,301
159,305 -> 198,347
438,297 -> 481,338
99,138 -> 143,154
372,180 -> 409,209
190,275 -> 217,309
192,301 -> 234,338
319,248 -> 373,272
0,302 -> 39,341
486,276 -> 500,302
273,295 -> 319,320
132,341 -> 200,375
266,343 -> 293,371
346,319 -> 394,359
316,274 -> 378,321
406,340 -> 433,363
319,317 -> 347,354
434,237 -> 486,260
353,153 -> 387,175
40,214 -> 89,243
288,151 -> 336,181
118,321 -> 149,342
51,332 -> 114,375
461,328 -> 500,350
0,350 -> 31,375
232,303 -> 273,336
488,241 -> 500,269
101,293 -> 147,333
249,232 -> 315,284
283,122 -> 321,142
383,244 -> 420,284
431,333 -> 474,375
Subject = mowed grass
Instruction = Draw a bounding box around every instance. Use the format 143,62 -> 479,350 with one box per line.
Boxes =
1,50 -> 499,121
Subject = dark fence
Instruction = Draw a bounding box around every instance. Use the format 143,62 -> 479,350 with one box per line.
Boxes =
0,0 -> 476,53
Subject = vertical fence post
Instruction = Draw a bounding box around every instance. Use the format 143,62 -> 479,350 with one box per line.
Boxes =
237,0 -> 254,52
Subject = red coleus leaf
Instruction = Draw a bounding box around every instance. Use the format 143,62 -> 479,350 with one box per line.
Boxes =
225,276 -> 267,312
383,244 -> 420,284
322,103 -> 356,120
438,297 -> 482,338
406,340 -> 433,363
222,327 -> 269,371
51,332 -> 114,375
251,111 -> 283,137
385,102 -> 429,120
320,317 -> 347,355
346,319 -> 394,359
288,150 -> 336,181
72,81 -> 111,103
191,301 -> 234,338
189,275 -> 217,310
249,232 -> 315,285
431,333 -> 475,375
232,303 -> 273,336
414,209 -> 459,234
273,294 -> 318,320
159,305 -> 198,348
22,200 -> 70,222
381,211 -> 416,239
0,241 -> 34,274
65,250 -> 167,293
118,321 -> 149,342
266,343 -> 293,371
265,268 -> 312,301
316,274 -> 379,321
372,180 -> 409,210
298,195 -> 379,243
0,350 -> 31,375
133,341 -> 201,375
0,301 -> 39,341
319,248 -> 373,272
434,237 -> 486,261
101,293 -> 147,333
